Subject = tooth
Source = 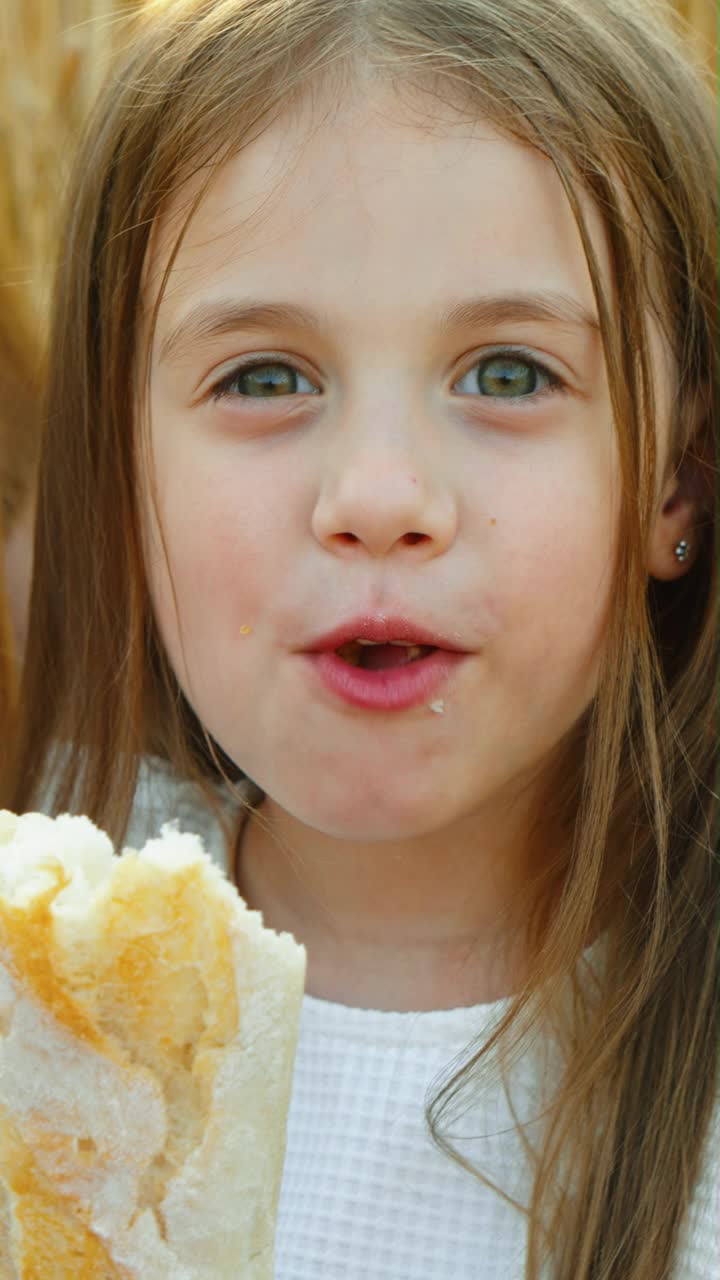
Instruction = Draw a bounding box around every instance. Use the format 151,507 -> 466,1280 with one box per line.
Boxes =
356,639 -> 382,646
389,640 -> 411,646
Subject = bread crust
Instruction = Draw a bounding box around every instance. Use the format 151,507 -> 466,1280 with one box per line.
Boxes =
0,812 -> 306,1278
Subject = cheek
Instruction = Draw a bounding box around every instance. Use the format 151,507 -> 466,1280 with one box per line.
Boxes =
147,495 -> 257,658
488,453 -> 619,668
141,434 -> 301,695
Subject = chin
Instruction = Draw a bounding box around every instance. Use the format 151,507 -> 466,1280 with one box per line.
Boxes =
269,770 -> 464,843
223,725 -> 474,839
298,810 -> 447,844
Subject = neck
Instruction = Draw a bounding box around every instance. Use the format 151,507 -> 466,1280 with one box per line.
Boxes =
234,797 -> 539,1012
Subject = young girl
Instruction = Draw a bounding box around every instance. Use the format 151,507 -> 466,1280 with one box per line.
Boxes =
4,0 -> 717,1276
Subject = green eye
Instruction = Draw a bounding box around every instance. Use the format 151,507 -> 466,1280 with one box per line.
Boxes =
235,362 -> 300,396
212,361 -> 317,400
455,353 -> 556,399
479,357 -> 537,396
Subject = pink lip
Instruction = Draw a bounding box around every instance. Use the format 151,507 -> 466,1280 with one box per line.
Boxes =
304,648 -> 466,711
303,614 -> 465,653
299,614 -> 469,712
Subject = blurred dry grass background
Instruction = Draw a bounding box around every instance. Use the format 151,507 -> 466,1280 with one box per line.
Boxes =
674,0 -> 717,66
0,1 -> 136,325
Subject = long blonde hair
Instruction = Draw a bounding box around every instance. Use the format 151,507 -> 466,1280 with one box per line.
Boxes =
4,2 -> 717,1275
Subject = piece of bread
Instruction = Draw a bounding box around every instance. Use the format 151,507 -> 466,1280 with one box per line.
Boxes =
0,810 -> 306,1279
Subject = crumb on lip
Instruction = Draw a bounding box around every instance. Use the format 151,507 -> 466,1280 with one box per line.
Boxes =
429,700 -> 445,715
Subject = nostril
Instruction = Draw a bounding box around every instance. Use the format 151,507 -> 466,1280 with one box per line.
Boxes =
403,532 -> 427,546
337,532 -> 360,544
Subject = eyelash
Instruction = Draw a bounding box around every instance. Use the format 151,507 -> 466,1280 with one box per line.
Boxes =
209,347 -> 566,403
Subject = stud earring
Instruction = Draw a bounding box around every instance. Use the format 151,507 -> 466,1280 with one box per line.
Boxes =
674,539 -> 690,563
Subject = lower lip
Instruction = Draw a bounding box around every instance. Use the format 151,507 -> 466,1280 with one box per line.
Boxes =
303,649 -> 467,711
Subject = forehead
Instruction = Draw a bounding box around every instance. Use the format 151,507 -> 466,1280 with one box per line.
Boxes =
144,79 -> 613,331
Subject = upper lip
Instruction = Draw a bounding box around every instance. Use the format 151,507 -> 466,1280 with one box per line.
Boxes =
302,615 -> 467,653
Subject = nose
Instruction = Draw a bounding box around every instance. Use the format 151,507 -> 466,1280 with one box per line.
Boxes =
311,420 -> 458,560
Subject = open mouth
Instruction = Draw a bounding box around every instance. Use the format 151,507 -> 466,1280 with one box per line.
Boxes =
334,639 -> 437,670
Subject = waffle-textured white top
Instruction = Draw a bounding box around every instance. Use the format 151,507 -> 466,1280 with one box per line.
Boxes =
125,759 -> 719,1280
275,990 -> 552,1280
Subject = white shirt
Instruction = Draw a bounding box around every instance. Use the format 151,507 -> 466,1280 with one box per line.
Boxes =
125,759 -> 719,1279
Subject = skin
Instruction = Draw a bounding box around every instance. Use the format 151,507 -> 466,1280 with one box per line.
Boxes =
142,80 -> 698,1011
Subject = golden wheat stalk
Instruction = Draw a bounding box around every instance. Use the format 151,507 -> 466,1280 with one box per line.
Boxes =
0,0 -> 133,326
680,0 -> 717,56
669,0 -> 718,76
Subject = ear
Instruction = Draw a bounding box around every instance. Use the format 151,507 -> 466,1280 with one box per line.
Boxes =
647,442 -> 712,582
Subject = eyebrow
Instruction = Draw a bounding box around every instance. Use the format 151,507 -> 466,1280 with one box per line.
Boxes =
159,301 -> 324,364
158,290 -> 600,364
444,292 -> 600,335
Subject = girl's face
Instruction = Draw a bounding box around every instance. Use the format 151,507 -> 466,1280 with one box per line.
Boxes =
143,84 -> 623,841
